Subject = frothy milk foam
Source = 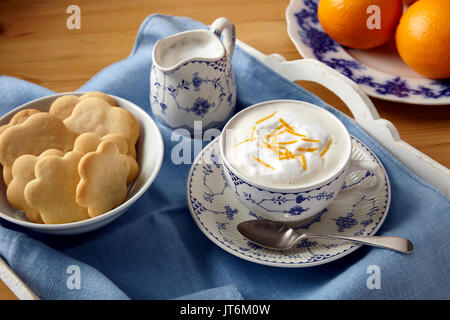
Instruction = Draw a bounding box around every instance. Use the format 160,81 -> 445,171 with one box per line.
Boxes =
159,36 -> 222,69
224,101 -> 350,188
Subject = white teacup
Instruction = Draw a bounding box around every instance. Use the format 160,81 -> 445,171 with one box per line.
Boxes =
219,100 -> 384,223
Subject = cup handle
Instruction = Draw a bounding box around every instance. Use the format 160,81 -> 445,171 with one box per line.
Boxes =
209,17 -> 236,58
337,160 -> 385,199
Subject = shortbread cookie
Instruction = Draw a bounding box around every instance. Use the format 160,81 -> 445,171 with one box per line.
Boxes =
80,91 -> 118,106
48,95 -> 80,121
63,97 -> 139,158
49,92 -> 117,121
77,141 -> 130,217
74,132 -> 128,154
7,149 -> 65,223
0,108 -> 42,184
0,113 -> 78,185
74,132 -> 139,183
0,109 -> 41,135
24,151 -> 89,224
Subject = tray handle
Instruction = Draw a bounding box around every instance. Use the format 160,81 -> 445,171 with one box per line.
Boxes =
235,40 -> 449,196
269,58 -> 449,196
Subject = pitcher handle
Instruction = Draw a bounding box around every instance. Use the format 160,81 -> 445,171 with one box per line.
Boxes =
209,17 -> 236,59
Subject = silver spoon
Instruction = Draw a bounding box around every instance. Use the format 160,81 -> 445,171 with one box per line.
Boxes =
237,220 -> 413,254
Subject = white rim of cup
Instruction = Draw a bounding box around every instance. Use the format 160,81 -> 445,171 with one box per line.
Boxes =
219,99 -> 353,193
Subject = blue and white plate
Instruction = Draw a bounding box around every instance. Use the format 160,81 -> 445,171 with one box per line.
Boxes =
186,136 -> 391,267
286,0 -> 450,105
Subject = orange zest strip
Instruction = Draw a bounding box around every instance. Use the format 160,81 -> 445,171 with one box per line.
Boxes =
234,139 -> 251,148
255,111 -> 277,124
279,118 -> 294,130
285,128 -> 307,137
320,138 -> 333,157
265,128 -> 279,141
259,141 -> 285,157
270,130 -> 285,147
278,150 -> 298,160
259,141 -> 271,148
302,138 -> 320,143
278,140 -> 298,145
299,153 -> 307,171
259,141 -> 273,152
297,146 -> 318,152
285,150 -> 296,159
284,150 -> 295,159
234,126 -> 258,148
249,126 -> 256,140
252,156 -> 275,170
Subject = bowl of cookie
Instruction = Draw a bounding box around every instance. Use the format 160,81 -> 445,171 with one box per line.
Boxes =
0,92 -> 164,235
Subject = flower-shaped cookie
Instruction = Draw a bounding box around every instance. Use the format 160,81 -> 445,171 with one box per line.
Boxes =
7,149 -> 65,223
0,108 -> 41,135
74,132 -> 139,183
63,97 -> 139,158
0,112 -> 78,185
76,141 -> 131,217
49,91 -> 118,121
24,151 -> 90,224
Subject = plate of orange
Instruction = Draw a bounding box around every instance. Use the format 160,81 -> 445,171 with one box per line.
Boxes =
286,0 -> 450,105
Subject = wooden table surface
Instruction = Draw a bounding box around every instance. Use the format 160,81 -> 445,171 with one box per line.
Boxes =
0,0 -> 448,300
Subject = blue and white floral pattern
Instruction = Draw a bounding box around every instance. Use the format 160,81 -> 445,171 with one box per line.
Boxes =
286,0 -> 450,104
186,136 -> 391,267
223,162 -> 343,221
150,55 -> 236,131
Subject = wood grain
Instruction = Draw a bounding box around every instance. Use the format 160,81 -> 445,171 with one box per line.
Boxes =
0,0 -> 448,299
0,278 -> 18,300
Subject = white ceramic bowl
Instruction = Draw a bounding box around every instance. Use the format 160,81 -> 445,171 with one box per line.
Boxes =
0,92 -> 164,235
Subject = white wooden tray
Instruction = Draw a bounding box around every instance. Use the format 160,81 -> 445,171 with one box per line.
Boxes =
1,41 -> 449,300
237,40 -> 450,198
0,257 -> 38,299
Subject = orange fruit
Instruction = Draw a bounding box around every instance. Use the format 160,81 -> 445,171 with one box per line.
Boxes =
395,0 -> 450,79
318,0 -> 403,49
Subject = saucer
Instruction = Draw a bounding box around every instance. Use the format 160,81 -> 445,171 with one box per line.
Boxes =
186,136 -> 391,267
286,0 -> 450,105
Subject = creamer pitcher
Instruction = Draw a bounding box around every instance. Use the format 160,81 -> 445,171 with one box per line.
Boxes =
150,17 -> 236,132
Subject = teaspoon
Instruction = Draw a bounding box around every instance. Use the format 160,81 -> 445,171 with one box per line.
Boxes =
237,220 -> 413,254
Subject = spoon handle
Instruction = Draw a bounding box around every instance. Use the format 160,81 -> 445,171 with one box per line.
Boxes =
304,233 -> 414,254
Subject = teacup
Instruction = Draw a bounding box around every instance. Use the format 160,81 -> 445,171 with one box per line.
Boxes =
219,100 -> 384,223
150,17 -> 236,132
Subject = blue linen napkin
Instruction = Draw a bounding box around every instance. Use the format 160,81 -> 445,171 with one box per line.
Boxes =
0,14 -> 449,300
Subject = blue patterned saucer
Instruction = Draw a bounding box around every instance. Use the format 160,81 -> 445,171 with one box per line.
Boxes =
286,0 -> 450,105
186,136 -> 391,267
